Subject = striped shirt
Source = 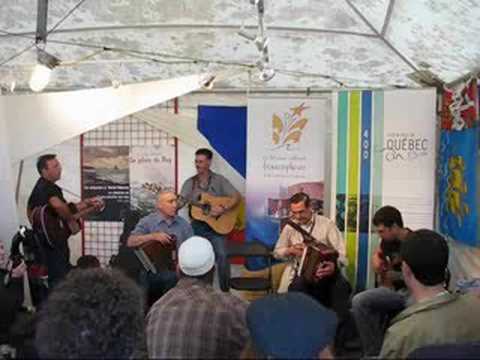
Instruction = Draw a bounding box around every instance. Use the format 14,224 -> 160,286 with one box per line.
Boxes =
146,277 -> 249,359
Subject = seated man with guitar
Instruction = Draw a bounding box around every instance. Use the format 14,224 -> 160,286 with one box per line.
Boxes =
273,192 -> 351,322
179,148 -> 241,292
351,205 -> 412,357
27,154 -> 104,288
128,190 -> 193,304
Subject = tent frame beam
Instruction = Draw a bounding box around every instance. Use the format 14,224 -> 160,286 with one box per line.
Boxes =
381,0 -> 395,37
0,23 -> 377,40
345,0 -> 419,74
35,0 -> 48,44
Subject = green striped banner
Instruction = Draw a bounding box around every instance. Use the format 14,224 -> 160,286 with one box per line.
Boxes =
346,91 -> 361,285
335,90 -> 384,288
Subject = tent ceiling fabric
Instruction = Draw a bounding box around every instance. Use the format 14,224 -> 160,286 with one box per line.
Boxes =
1,0 -> 479,91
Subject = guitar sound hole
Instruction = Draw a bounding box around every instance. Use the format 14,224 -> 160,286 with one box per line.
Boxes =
202,203 -> 211,215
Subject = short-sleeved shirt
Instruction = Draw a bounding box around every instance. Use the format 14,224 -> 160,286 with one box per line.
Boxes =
27,177 -> 66,211
130,211 -> 194,250
180,171 -> 238,204
27,177 -> 71,285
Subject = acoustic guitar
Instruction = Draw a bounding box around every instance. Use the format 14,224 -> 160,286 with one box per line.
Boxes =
181,193 -> 240,235
30,198 -> 105,248
377,250 -> 403,290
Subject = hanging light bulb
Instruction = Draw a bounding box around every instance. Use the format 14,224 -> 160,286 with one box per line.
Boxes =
29,49 -> 60,92
29,64 -> 52,92
259,67 -> 275,82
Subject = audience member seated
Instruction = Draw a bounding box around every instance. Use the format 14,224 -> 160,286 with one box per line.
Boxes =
146,236 -> 249,359
380,229 -> 480,359
408,341 -> 480,359
245,292 -> 337,358
35,268 -> 147,359
76,254 -> 101,269
0,240 -> 26,346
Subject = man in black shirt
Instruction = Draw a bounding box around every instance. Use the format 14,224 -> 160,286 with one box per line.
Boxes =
27,154 -> 103,288
351,206 -> 412,357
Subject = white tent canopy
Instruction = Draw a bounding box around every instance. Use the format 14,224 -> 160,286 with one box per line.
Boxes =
0,0 -> 479,93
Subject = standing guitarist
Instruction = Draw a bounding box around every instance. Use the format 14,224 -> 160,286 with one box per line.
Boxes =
273,192 -> 351,322
351,205 -> 412,357
27,154 -> 103,288
179,148 -> 240,292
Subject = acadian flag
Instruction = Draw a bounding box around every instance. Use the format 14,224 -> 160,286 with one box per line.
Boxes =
439,79 -> 479,246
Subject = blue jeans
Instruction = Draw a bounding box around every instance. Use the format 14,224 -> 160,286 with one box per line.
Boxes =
351,287 -> 407,356
191,220 -> 230,291
139,270 -> 177,306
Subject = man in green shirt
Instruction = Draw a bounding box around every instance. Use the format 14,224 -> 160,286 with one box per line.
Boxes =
380,229 -> 480,359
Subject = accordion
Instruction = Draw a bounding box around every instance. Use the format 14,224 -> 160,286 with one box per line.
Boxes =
134,235 -> 177,274
286,219 -> 339,283
298,244 -> 339,283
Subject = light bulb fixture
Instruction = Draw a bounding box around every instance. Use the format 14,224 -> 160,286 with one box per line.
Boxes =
254,36 -> 269,51
259,66 -> 275,82
201,74 -> 216,90
29,48 -> 60,92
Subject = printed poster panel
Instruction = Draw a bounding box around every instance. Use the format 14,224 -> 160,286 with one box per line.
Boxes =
382,89 -> 436,230
246,97 -> 328,269
129,146 -> 175,215
82,146 -> 130,221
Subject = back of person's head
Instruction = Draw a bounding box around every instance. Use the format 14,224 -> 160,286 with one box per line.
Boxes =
195,148 -> 213,160
178,236 -> 215,281
76,255 -> 101,269
373,205 -> 404,228
36,154 -> 57,175
401,229 -> 449,286
289,192 -> 311,207
246,293 -> 338,359
35,268 -> 146,359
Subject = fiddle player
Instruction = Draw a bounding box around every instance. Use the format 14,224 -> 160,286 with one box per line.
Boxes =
273,192 -> 351,321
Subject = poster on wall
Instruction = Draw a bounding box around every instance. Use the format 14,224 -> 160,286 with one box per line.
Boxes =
129,145 -> 176,215
332,89 -> 436,290
82,146 -> 130,221
246,97 -> 328,268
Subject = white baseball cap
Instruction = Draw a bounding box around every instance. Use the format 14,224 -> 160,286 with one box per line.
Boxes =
178,236 -> 215,276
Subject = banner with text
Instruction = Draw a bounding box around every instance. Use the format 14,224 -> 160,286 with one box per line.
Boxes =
246,97 -> 328,269
82,146 -> 130,221
332,89 -> 436,290
129,145 -> 176,214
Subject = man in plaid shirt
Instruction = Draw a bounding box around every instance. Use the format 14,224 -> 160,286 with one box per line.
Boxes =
146,236 -> 249,359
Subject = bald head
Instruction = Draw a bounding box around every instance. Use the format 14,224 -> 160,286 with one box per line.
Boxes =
156,190 -> 178,218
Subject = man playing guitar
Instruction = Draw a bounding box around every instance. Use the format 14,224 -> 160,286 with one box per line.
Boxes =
179,148 -> 240,292
351,206 -> 412,357
27,154 -> 104,288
